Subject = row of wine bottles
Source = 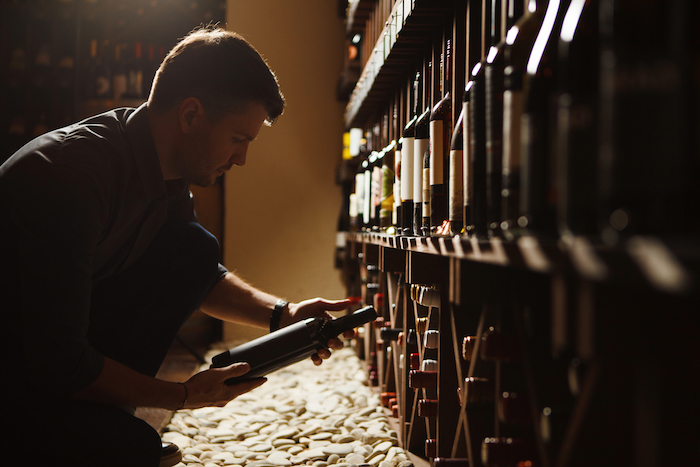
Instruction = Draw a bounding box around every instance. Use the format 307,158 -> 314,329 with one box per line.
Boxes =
81,39 -> 161,101
342,0 -> 700,244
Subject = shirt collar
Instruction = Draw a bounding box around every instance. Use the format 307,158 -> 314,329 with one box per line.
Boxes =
125,103 -> 167,203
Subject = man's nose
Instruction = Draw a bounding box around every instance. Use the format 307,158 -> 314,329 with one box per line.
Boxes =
230,146 -> 248,167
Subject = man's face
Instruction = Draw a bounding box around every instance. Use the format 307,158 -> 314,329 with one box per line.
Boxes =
178,102 -> 268,187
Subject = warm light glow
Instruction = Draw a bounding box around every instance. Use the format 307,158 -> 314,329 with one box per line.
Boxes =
471,62 -> 482,77
506,25 -> 520,45
528,0 -> 537,13
527,0 -> 560,75
352,34 -> 361,44
486,46 -> 499,64
561,0 -> 586,42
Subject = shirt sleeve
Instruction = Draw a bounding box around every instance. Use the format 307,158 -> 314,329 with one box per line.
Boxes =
9,157 -> 108,399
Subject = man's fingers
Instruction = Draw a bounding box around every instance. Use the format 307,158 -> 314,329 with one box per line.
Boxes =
323,298 -> 353,311
317,347 -> 331,360
327,337 -> 345,351
216,362 -> 251,380
227,377 -> 267,397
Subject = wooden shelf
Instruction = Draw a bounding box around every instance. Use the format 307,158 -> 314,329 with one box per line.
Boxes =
344,0 -> 450,128
344,230 -> 700,466
343,231 -> 700,298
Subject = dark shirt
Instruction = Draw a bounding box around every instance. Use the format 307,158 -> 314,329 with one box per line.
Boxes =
0,104 -> 227,399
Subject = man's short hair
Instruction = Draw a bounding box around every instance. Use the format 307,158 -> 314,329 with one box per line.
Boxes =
149,26 -> 285,124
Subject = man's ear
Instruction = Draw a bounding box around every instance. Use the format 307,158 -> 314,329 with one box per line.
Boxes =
179,97 -> 203,134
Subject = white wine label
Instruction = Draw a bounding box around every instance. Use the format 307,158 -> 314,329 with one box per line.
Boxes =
349,193 -> 358,218
414,138 -> 429,203
430,120 -> 444,185
401,137 -> 414,201
363,170 -> 371,224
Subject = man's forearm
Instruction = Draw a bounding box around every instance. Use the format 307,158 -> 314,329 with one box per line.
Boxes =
73,357 -> 186,410
199,272 -> 282,328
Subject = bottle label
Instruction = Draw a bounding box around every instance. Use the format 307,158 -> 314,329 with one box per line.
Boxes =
372,165 -> 382,214
381,163 -> 394,219
429,120 -> 444,185
430,120 -> 445,185
349,193 -> 358,218
463,102 -> 471,207
450,149 -> 464,222
503,90 -> 523,174
363,170 -> 371,224
503,90 -> 523,219
401,137 -> 414,201
394,148 -> 402,219
414,138 -> 429,203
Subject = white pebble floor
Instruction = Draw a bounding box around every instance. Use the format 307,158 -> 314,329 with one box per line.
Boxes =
162,346 -> 413,467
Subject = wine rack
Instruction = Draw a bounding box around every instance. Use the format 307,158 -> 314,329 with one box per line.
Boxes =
338,1 -> 700,466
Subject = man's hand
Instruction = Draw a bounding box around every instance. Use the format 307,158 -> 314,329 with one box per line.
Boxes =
283,298 -> 356,365
181,362 -> 266,409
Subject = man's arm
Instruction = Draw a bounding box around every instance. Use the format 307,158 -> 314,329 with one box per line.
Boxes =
200,271 -> 353,329
73,356 -> 266,410
199,271 -> 354,363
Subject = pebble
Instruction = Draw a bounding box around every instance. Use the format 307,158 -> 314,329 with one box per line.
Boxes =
160,348 -> 411,467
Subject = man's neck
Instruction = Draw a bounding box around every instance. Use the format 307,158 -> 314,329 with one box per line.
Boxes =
146,103 -> 180,181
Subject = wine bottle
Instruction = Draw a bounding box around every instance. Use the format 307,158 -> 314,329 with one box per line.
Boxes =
423,329 -> 439,349
599,0 -> 700,238
484,0 -> 504,238
462,84 -> 474,235
418,399 -> 438,418
556,0 -> 599,237
409,369 -> 438,389
425,439 -> 437,458
211,306 -> 378,384
393,140 -> 403,229
462,335 -> 477,361
464,376 -> 495,404
144,43 -> 157,97
450,106 -> 465,235
381,392 -> 397,407
415,105 -> 431,236
402,74 -> 419,235
417,58 -> 432,236
498,391 -> 532,425
371,150 -> 384,230
380,327 -> 402,341
95,40 -> 112,99
421,358 -> 438,371
469,58 -> 488,239
501,0 -> 548,238
480,329 -> 523,363
380,141 -> 396,230
363,151 -> 373,230
430,41 -> 452,235
82,39 -> 99,99
520,0 -> 573,237
125,41 -> 144,99
112,43 -> 127,101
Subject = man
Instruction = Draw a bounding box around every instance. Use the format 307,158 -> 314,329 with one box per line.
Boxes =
0,27 -> 351,466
